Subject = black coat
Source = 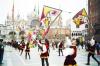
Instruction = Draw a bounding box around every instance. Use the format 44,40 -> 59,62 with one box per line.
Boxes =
0,43 -> 4,62
0,44 -> 4,52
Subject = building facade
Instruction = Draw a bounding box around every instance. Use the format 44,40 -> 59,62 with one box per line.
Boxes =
0,24 -> 6,39
88,0 -> 100,41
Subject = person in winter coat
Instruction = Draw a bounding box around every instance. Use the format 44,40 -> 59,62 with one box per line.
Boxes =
86,37 -> 100,66
95,42 -> 100,55
37,39 -> 49,66
0,39 -> 4,64
63,38 -> 78,66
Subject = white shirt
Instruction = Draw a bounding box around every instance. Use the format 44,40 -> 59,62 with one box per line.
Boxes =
64,37 -> 72,48
42,45 -> 47,53
63,48 -> 74,56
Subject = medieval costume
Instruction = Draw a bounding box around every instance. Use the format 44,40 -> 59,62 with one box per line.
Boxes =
58,40 -> 64,56
25,41 -> 30,59
63,38 -> 77,66
19,40 -> 25,55
37,39 -> 49,66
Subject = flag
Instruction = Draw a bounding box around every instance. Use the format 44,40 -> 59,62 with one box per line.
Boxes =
82,8 -> 87,16
73,8 -> 87,28
40,6 -> 62,38
42,26 -> 50,38
73,8 -> 87,19
40,8 -> 45,26
40,6 -> 62,27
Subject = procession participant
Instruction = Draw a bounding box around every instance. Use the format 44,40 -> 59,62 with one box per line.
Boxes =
58,40 -> 64,56
63,38 -> 78,66
20,40 -> 25,55
25,41 -> 30,59
37,39 -> 49,66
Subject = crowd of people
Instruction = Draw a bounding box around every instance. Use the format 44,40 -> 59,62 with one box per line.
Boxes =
0,35 -> 100,66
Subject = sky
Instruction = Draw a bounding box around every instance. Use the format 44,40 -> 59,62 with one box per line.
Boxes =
0,0 -> 88,25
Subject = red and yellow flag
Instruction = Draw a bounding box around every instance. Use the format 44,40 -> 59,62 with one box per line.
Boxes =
40,6 -> 62,27
73,8 -> 87,28
40,6 -> 62,38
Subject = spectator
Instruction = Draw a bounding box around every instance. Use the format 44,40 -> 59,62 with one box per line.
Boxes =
0,39 -> 4,64
58,40 -> 64,56
86,37 -> 100,65
95,42 -> 100,55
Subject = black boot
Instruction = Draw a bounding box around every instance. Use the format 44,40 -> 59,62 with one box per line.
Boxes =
98,62 -> 100,66
86,63 -> 90,65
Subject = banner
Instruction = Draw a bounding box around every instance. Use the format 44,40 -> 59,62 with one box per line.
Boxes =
73,8 -> 87,28
40,6 -> 62,38
40,6 -> 62,27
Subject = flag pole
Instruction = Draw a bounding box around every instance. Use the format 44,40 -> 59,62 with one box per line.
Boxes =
40,6 -> 62,39
50,10 -> 62,26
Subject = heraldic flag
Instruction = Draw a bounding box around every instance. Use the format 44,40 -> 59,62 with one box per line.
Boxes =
73,8 -> 87,28
40,6 -> 62,38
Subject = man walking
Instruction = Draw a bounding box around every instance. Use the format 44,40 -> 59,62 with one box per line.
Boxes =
86,37 -> 100,66
0,39 -> 4,64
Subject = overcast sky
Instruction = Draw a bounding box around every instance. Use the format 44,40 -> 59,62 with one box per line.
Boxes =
0,0 -> 88,25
